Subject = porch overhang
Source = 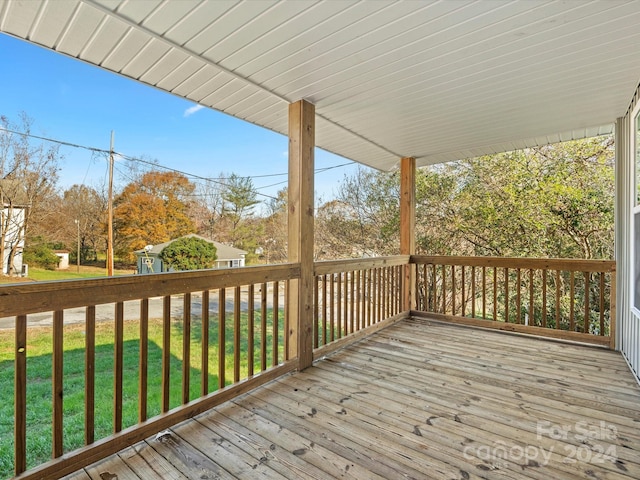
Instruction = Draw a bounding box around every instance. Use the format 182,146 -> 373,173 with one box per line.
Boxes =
1,0 -> 639,170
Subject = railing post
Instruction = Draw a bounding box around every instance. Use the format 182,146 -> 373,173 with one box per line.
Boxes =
610,265 -> 617,349
288,99 -> 315,369
400,157 -> 416,311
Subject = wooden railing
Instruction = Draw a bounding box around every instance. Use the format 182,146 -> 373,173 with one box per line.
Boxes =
312,256 -> 408,357
0,257 -> 409,479
2,264 -> 300,479
0,254 -> 619,478
413,255 -> 616,348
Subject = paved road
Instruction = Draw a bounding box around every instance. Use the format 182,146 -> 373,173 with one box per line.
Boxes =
0,288 -> 285,329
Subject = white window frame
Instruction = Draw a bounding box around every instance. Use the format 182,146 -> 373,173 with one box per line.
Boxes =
631,100 -> 640,317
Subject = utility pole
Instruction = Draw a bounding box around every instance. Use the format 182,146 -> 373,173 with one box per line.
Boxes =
74,219 -> 80,273
107,131 -> 114,277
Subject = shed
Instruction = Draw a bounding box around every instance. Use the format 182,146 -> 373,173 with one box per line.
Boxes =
135,234 -> 247,274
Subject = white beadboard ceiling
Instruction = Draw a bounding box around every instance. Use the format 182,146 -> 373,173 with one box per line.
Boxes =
1,0 -> 638,171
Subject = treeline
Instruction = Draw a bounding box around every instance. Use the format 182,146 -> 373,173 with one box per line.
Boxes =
319,136 -> 614,260
1,113 -> 614,273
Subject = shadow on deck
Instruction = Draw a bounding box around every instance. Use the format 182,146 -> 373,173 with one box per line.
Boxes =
65,317 -> 640,480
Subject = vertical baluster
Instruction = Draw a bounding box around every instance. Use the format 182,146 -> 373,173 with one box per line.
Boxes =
555,270 -> 561,329
350,271 -> 356,334
529,269 -> 534,326
357,270 -> 363,330
343,271 -> 349,334
261,283 -> 267,371
516,269 -> 521,324
542,270 -> 547,328
284,280 -> 290,360
504,268 -> 509,323
569,272 -> 575,332
114,302 -> 124,433
421,264 -> 427,311
138,300 -> 147,422
442,264 -> 447,314
359,270 -> 365,326
313,276 -> 319,348
85,306 -> 96,442
377,268 -> 382,321
364,269 -> 370,327
371,268 -> 380,323
482,266 -> 487,319
461,265 -> 466,317
492,268 -> 497,321
323,274 -> 328,343
336,273 -> 342,339
218,288 -> 226,389
432,264 -> 437,312
273,281 -> 279,367
202,290 -> 210,394
53,310 -> 64,457
234,287 -> 241,383
183,293 -> 191,403
471,266 -> 476,318
451,265 -> 456,315
15,315 -> 27,475
162,296 -> 171,412
330,274 -> 336,341
599,272 -> 605,336
584,272 -> 590,333
247,286 -> 254,377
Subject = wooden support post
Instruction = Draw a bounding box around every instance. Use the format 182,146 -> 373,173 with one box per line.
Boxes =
400,157 -> 416,311
288,99 -> 315,369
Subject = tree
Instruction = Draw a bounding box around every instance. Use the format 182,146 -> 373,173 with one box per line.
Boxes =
114,170 -> 196,262
0,113 -> 61,274
192,175 -> 227,241
258,188 -> 288,263
316,166 -> 399,259
221,173 -> 262,260
449,137 -> 614,259
160,236 -> 217,271
60,185 -> 106,263
322,137 -> 614,261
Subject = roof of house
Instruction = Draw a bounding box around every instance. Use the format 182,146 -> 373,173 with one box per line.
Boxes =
2,2 -> 639,169
134,234 -> 247,260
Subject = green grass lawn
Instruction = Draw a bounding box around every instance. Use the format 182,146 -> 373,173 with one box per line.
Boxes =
0,266 -> 136,284
0,310 -> 284,478
29,266 -> 136,281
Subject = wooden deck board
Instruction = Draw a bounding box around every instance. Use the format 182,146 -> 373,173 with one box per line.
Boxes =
69,318 -> 640,480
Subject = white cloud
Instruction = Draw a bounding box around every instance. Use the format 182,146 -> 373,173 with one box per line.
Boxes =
183,104 -> 205,117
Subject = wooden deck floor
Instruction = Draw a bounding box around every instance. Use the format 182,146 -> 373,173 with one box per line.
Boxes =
66,318 -> 640,480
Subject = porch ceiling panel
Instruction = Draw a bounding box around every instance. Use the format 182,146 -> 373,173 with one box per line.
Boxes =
1,0 -> 639,171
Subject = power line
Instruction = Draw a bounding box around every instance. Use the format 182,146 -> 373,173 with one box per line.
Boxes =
0,126 -> 356,200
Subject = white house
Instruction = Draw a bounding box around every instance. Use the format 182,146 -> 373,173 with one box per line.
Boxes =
135,234 -> 247,274
0,204 -> 25,276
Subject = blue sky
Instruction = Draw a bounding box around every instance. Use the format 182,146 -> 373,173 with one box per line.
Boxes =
0,33 -> 361,204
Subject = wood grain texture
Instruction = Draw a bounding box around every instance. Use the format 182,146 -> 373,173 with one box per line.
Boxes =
66,318 -> 640,480
0,263 -> 300,317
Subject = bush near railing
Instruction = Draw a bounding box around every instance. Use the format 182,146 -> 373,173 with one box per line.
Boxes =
412,255 -> 616,346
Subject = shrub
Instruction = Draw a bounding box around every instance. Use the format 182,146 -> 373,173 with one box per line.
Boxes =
160,237 -> 217,271
23,240 -> 60,270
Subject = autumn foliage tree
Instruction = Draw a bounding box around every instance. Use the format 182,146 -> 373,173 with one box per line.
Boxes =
114,170 -> 195,262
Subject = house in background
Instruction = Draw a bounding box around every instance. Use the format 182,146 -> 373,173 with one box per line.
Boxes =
0,203 -> 25,276
135,234 -> 247,274
53,251 -> 69,270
